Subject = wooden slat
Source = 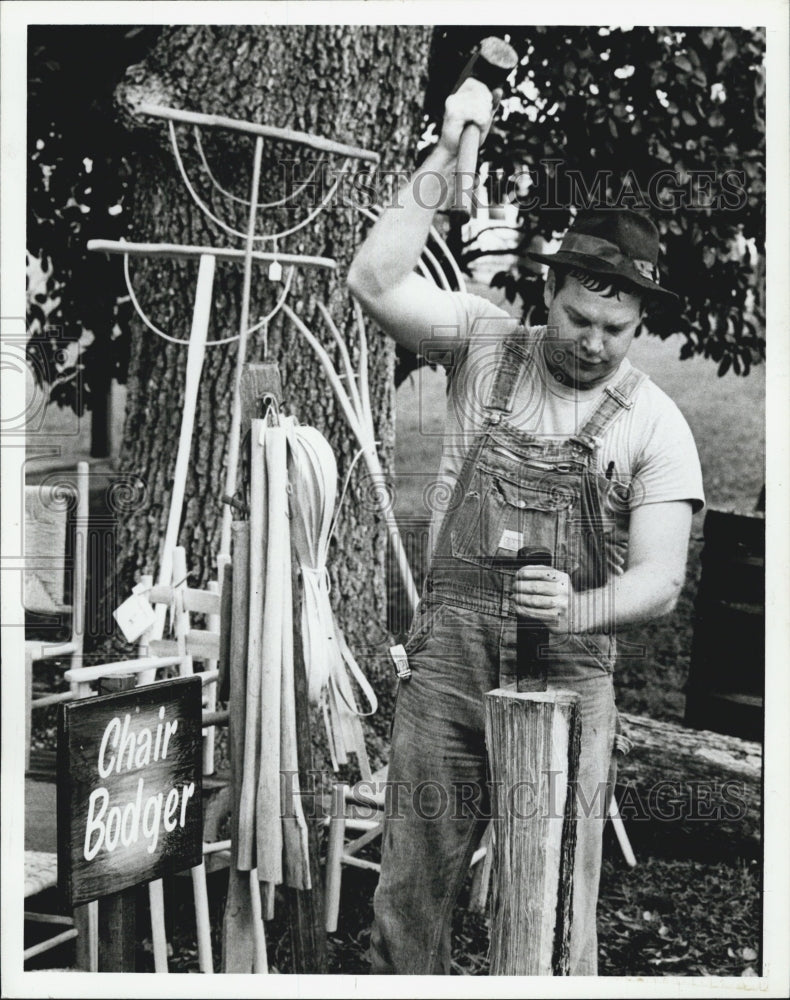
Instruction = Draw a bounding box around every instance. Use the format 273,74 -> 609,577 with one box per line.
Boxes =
136,102 -> 380,163
149,630 -> 220,661
88,239 -> 336,270
184,587 -> 222,616
64,656 -> 182,684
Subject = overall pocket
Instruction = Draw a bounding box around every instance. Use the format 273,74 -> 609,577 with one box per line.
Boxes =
450,467 -> 562,566
402,601 -> 450,658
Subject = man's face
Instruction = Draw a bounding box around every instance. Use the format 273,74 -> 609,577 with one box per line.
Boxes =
543,271 -> 643,390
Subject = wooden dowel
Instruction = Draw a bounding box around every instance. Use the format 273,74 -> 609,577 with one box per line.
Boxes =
23,928 -> 79,960
324,784 -> 347,933
249,870 -> 269,973
338,855 -> 381,873
191,861 -> 214,973
203,839 -> 232,855
202,709 -> 229,728
468,825 -> 494,915
74,900 -> 99,971
88,239 -> 336,270
24,912 -> 75,926
343,824 -> 384,856
153,255 -> 215,642
32,690 -> 83,708
64,656 -> 182,684
148,878 -> 169,973
136,102 -> 380,163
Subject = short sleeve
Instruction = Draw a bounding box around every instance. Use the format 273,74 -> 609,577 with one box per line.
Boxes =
423,292 -> 510,373
630,391 -> 705,514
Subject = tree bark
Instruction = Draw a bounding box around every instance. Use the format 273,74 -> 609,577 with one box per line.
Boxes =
615,713 -> 761,849
111,26 -> 433,713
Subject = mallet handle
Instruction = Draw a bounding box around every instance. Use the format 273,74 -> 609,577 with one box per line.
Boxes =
454,124 -> 483,223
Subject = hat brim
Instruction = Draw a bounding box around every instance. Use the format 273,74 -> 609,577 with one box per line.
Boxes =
526,249 -> 679,304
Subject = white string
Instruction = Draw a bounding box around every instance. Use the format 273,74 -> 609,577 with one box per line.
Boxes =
242,265 -> 295,354
328,440 -> 380,546
123,251 -> 189,345
169,121 -> 350,243
123,252 -> 292,348
193,125 -> 326,209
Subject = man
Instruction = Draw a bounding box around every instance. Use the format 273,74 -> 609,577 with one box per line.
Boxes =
348,79 -> 704,975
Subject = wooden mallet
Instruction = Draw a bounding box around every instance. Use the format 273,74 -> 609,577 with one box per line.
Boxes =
451,36 -> 518,222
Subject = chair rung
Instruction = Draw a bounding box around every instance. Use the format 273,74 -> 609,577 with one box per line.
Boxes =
344,824 -> 383,856
24,912 -> 74,926
147,585 -> 221,617
341,854 -> 381,873
149,631 -> 220,661
32,691 -> 80,709
65,656 -> 182,684
23,927 -> 79,960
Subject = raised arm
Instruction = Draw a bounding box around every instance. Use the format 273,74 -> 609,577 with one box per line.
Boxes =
347,79 -> 499,356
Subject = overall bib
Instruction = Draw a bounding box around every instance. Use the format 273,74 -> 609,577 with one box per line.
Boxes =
370,325 -> 648,976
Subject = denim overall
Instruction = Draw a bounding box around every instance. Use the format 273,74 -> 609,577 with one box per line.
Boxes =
370,326 -> 648,976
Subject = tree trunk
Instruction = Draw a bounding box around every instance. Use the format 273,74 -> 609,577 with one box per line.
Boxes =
111,26 -> 433,719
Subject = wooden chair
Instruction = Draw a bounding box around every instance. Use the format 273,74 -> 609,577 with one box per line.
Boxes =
63,545 -> 223,973
323,765 -> 493,933
24,851 -> 98,970
25,461 -> 90,770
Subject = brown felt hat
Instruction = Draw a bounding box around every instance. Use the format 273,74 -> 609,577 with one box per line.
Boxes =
526,209 -> 678,303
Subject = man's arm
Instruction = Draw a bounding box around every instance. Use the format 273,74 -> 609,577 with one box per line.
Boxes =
347,79 -> 498,356
513,500 -> 694,632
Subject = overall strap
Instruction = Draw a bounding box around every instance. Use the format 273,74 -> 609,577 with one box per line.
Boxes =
486,325 -> 540,418
576,367 -> 649,444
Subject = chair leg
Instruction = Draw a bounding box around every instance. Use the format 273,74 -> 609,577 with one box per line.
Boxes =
192,861 -> 213,973
324,783 -> 347,933
74,901 -> 98,971
468,823 -> 494,914
149,878 -> 169,972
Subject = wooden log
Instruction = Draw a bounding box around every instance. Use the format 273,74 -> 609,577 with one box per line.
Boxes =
484,688 -> 582,976
614,712 -> 761,847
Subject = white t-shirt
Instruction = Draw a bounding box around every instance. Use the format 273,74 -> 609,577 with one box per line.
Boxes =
425,293 -> 705,543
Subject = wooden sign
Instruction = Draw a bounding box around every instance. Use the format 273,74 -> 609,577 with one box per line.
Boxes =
57,676 -> 203,907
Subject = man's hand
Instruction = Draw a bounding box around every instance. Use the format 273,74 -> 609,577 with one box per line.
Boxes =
439,79 -> 502,159
512,566 -> 574,634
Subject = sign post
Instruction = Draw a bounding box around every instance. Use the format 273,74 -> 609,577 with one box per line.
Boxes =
57,675 -> 203,970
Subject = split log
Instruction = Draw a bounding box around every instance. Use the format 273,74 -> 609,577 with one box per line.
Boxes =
485,688 -> 582,976
614,712 -> 761,851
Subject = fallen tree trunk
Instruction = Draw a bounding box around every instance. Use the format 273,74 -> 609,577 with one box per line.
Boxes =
613,713 -> 761,852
